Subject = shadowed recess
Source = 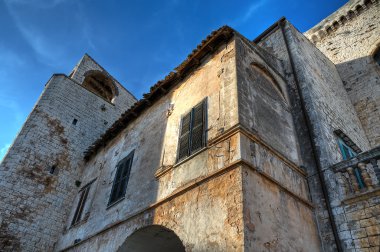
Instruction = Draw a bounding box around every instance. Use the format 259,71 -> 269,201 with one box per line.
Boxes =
117,225 -> 185,252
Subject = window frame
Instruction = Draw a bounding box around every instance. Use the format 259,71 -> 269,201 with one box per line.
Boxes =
337,137 -> 357,160
71,179 -> 95,227
107,150 -> 135,207
176,99 -> 207,163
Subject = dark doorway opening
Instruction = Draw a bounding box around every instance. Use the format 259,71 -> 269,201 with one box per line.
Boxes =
117,225 -> 185,252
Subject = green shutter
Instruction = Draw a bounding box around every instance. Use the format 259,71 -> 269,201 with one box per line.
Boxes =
108,151 -> 134,206
190,101 -> 205,153
178,112 -> 191,161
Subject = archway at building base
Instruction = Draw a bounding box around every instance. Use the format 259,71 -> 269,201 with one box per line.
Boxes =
117,225 -> 185,252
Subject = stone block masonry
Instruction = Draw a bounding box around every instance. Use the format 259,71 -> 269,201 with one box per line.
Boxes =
305,0 -> 380,147
0,55 -> 136,251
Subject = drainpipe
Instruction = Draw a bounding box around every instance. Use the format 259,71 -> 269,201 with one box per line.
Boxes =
278,20 -> 343,252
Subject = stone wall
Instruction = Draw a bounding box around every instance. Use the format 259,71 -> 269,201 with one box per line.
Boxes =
235,34 -> 300,165
0,56 -> 136,251
59,168 -> 244,252
305,0 -> 380,147
255,18 -> 371,251
55,38 -> 239,251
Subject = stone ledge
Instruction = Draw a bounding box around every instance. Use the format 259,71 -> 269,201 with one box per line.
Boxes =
343,187 -> 380,205
332,145 -> 380,172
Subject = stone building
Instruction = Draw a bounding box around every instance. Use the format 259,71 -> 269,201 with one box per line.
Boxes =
0,0 -> 379,251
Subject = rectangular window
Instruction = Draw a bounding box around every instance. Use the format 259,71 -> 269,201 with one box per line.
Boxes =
177,100 -> 207,162
108,151 -> 134,206
71,183 -> 92,226
337,138 -> 357,160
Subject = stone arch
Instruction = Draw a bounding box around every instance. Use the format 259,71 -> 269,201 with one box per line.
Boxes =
318,30 -> 326,40
355,4 -> 364,14
325,26 -> 333,35
364,0 -> 373,7
251,62 -> 287,102
311,35 -> 319,43
332,21 -> 339,30
347,10 -> 355,19
339,15 -> 348,24
82,70 -> 119,103
117,225 -> 185,252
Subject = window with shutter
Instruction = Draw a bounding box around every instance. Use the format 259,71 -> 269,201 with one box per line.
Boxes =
71,181 -> 94,226
177,99 -> 206,162
108,151 -> 134,206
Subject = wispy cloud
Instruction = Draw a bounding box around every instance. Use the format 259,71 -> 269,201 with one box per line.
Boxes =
4,2 -> 64,65
4,0 -> 95,66
230,0 -> 267,27
4,0 -> 68,9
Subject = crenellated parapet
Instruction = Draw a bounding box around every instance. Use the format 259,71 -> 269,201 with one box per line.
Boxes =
305,0 -> 378,44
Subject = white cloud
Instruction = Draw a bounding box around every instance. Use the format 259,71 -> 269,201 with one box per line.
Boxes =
230,0 -> 267,27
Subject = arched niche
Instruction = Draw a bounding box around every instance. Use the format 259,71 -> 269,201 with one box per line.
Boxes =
332,21 -> 339,30
347,10 -> 356,19
339,16 -> 348,25
363,0 -> 373,7
250,62 -> 286,102
117,225 -> 185,252
82,70 -> 118,103
355,4 -> 364,14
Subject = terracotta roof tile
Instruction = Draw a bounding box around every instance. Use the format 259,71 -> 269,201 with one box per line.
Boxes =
84,25 -> 234,161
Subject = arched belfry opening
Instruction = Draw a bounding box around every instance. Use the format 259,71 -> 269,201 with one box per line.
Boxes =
117,225 -> 185,252
82,70 -> 118,103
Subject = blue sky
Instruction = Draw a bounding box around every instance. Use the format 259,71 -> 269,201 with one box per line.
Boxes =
0,0 -> 347,160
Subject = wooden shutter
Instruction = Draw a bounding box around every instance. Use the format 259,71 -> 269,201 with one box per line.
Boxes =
178,112 -> 191,161
177,99 -> 206,162
71,185 -> 90,226
190,101 -> 205,153
109,152 -> 134,205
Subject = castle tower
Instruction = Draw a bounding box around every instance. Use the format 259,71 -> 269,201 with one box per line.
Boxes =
0,54 -> 136,251
305,0 -> 380,147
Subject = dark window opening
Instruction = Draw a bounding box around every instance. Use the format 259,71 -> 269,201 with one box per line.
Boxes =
347,10 -> 355,19
108,151 -> 134,206
177,100 -> 207,162
71,184 -> 91,226
364,0 -> 373,8
356,5 -> 364,14
326,26 -> 333,35
374,47 -> 380,66
72,119 -> 78,125
337,137 -> 357,160
49,165 -> 57,174
332,21 -> 339,30
339,16 -> 347,24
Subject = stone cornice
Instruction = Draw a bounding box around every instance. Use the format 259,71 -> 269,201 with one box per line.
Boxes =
305,0 -> 378,44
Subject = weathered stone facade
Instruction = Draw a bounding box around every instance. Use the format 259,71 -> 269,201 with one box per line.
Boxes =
0,1 -> 379,251
0,55 -> 136,251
